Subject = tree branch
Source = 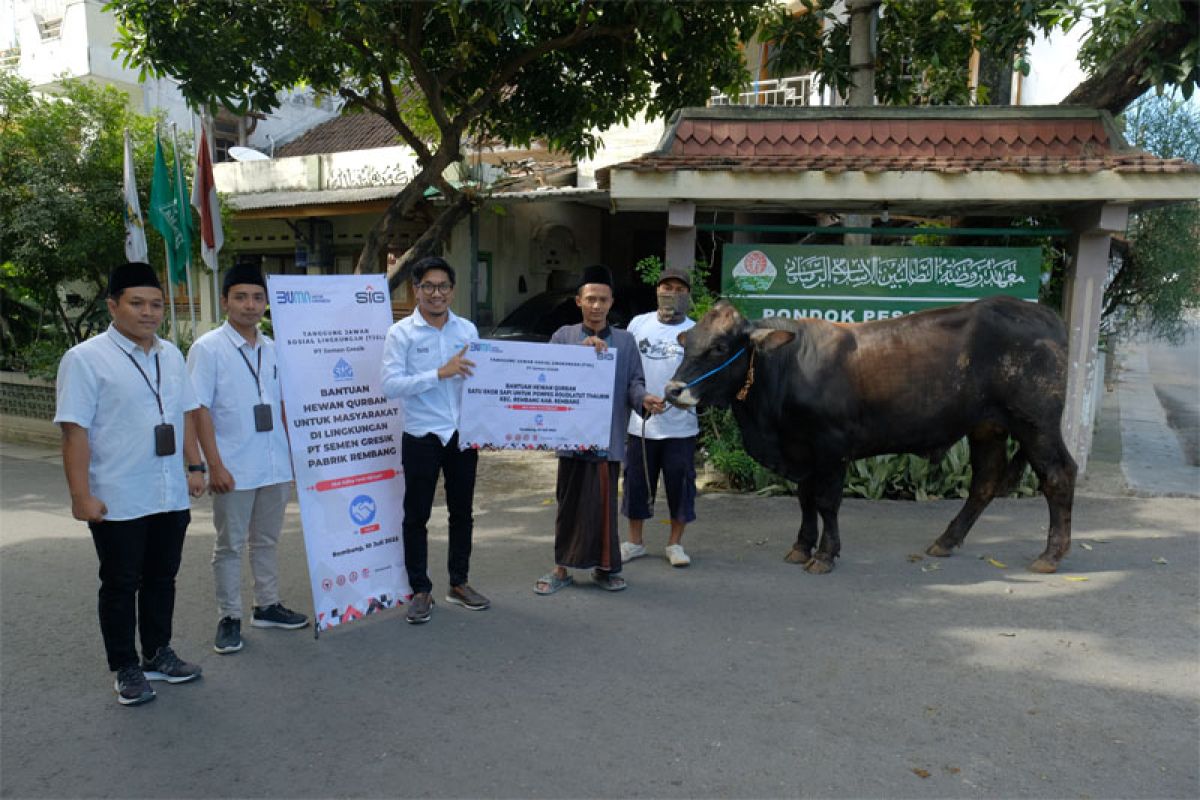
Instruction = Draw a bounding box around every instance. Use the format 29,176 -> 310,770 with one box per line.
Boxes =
1061,14 -> 1198,114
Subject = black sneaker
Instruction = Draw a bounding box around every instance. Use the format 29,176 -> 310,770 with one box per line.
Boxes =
113,666 -> 156,706
251,602 -> 309,629
445,583 -> 491,610
214,617 -> 243,654
406,592 -> 434,624
141,646 -> 202,684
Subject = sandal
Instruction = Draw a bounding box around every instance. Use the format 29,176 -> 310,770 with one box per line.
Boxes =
534,572 -> 573,595
592,570 -> 627,592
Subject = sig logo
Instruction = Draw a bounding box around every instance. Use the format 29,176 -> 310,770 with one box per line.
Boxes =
355,284 -> 388,304
333,358 -> 354,382
349,494 -> 377,526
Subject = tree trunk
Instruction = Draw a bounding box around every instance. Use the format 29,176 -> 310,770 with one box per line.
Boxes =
1061,13 -> 1198,114
384,193 -> 473,292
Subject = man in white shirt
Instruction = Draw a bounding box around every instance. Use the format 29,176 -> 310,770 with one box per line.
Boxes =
380,256 -> 488,624
189,264 -> 307,655
55,262 -> 206,706
620,267 -> 700,567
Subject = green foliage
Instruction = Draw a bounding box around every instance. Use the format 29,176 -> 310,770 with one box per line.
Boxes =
758,0 -> 1196,107
1103,92 -> 1200,342
1044,0 -> 1199,102
760,0 -> 1058,106
0,73 -> 206,375
845,439 -> 1039,501
109,1 -> 761,160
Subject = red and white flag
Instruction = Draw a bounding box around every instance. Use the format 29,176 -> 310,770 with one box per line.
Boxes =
190,129 -> 224,272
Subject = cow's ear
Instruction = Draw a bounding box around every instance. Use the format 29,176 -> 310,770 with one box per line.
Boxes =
676,331 -> 687,347
749,327 -> 795,352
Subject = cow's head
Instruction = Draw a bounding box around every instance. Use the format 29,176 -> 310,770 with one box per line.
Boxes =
664,300 -> 795,409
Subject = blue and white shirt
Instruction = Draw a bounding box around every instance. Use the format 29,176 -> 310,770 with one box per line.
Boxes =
54,324 -> 199,521
380,309 -> 478,445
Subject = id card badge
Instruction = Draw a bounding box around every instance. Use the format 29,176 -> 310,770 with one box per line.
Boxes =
253,403 -> 274,432
154,423 -> 176,456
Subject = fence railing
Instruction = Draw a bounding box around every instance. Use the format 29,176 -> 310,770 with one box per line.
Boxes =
710,74 -> 816,107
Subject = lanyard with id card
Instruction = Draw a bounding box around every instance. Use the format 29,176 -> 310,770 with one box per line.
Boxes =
115,342 -> 175,456
233,337 -> 273,432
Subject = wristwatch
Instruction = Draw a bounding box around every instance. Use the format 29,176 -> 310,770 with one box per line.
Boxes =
187,463 -> 207,473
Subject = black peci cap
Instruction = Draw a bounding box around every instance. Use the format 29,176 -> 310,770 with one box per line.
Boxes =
222,263 -> 267,295
107,262 -> 162,297
577,264 -> 613,290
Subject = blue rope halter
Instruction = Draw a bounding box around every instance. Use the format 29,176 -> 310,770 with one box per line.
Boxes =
684,346 -> 748,388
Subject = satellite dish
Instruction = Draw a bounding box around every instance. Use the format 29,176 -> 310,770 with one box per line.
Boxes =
229,146 -> 270,161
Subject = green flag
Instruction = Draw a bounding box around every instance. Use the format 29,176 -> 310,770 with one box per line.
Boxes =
148,133 -> 186,284
171,131 -> 193,265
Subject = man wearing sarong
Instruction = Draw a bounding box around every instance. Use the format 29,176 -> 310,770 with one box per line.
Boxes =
534,264 -> 663,594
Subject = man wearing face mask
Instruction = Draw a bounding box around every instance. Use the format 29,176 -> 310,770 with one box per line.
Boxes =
620,267 -> 699,567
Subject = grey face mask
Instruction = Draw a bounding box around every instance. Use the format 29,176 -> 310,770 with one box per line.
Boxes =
656,291 -> 690,323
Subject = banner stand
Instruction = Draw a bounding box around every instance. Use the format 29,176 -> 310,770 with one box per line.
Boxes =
267,274 -> 411,636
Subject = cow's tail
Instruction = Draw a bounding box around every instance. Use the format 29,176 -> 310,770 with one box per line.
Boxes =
999,446 -> 1030,496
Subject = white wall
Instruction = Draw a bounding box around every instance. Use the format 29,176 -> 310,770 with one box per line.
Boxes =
1019,24 -> 1089,105
2,0 -> 338,151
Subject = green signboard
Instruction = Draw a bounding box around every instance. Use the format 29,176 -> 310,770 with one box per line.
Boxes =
722,244 -> 1041,322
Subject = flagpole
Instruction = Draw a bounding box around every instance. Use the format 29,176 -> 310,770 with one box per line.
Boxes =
172,123 -> 197,337
202,116 -> 219,318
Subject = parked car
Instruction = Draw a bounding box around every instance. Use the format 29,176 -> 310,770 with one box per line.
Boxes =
487,284 -> 655,342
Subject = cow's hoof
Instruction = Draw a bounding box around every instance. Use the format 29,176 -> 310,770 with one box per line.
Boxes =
804,557 -> 833,575
784,548 -> 811,565
925,542 -> 953,558
1028,558 -> 1059,574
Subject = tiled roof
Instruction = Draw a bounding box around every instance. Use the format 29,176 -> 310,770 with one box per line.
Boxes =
597,107 -> 1199,188
276,112 -> 400,156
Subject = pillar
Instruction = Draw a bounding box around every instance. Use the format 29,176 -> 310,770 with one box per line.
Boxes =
1061,203 -> 1128,474
665,201 -> 696,270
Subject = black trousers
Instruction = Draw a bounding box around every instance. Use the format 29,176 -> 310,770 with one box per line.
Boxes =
88,510 -> 189,671
401,432 -> 478,595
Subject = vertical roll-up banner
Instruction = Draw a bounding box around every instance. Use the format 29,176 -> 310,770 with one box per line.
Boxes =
267,274 -> 410,633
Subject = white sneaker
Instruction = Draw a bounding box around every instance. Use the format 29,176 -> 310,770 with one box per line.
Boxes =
665,544 -> 691,567
620,541 -> 647,561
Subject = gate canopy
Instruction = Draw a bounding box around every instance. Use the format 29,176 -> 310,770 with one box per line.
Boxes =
598,106 -> 1198,217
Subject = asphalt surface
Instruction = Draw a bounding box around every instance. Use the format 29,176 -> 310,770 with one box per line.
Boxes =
1,335 -> 1197,799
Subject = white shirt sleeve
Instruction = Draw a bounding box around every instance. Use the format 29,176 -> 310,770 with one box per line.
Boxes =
185,338 -> 217,409
53,347 -> 97,428
380,321 -> 439,399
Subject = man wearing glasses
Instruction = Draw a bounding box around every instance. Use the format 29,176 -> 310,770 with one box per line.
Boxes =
381,256 -> 488,624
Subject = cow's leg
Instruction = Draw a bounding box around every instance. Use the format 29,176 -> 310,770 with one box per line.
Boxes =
804,469 -> 845,575
1022,429 -> 1077,574
926,433 -> 1008,558
785,477 -> 820,564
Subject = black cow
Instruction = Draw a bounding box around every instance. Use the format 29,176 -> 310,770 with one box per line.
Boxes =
664,296 -> 1077,574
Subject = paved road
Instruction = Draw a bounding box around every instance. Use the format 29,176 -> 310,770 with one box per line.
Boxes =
1,439 -> 1197,799
1117,326 -> 1200,496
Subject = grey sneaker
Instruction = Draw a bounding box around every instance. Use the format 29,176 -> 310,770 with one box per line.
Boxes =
445,583 -> 491,610
113,666 -> 156,706
406,592 -> 434,624
141,646 -> 202,684
251,603 -> 308,630
214,617 -> 243,654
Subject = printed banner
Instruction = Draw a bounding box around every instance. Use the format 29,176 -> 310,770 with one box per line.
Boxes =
459,340 -> 616,451
723,244 -> 1041,322
266,274 -> 410,632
